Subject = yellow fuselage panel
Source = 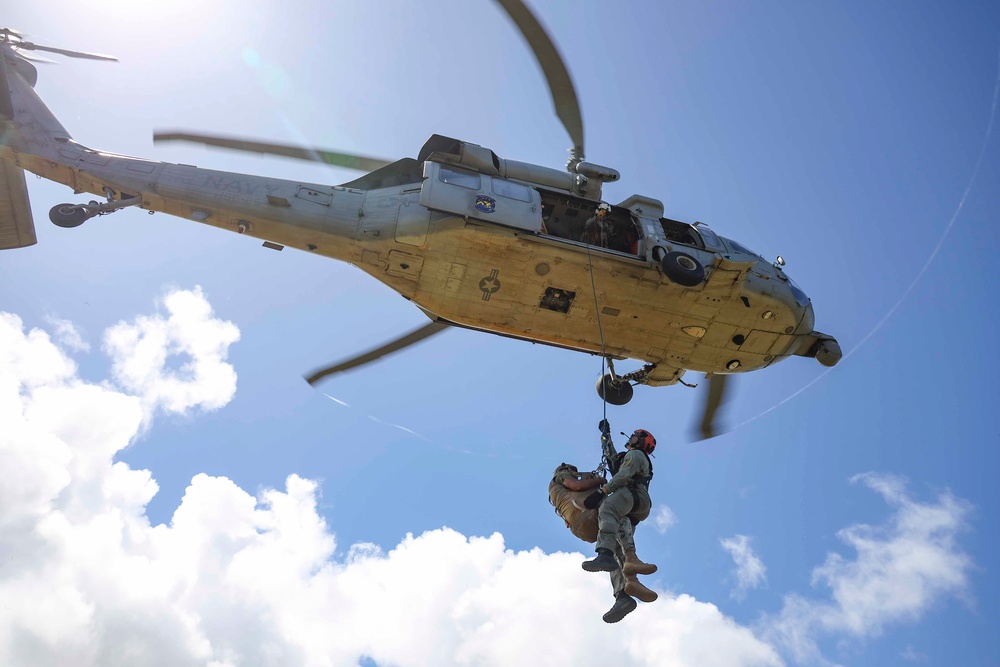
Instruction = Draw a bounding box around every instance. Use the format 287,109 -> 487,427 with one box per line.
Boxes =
350,192 -> 811,374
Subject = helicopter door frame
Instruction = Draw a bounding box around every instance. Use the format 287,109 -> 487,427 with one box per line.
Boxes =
419,161 -> 543,233
535,189 -> 645,260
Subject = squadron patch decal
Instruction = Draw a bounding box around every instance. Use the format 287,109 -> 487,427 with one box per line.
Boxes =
475,195 -> 497,214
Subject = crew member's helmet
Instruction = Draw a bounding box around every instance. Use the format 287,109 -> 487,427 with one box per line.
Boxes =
596,202 -> 611,215
629,429 -> 656,455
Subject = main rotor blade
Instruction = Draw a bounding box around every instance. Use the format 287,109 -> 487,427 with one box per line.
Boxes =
305,321 -> 448,386
154,131 -> 392,172
14,51 -> 57,64
493,0 -> 585,162
693,374 -> 732,441
18,41 -> 117,61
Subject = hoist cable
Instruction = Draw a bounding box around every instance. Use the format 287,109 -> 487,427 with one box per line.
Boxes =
585,242 -> 611,477
585,243 -> 608,421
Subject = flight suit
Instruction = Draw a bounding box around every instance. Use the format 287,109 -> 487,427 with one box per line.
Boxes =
597,448 -> 653,595
580,214 -> 609,247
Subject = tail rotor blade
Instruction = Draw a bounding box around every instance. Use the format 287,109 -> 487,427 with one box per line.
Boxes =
305,322 -> 448,386
153,131 -> 393,172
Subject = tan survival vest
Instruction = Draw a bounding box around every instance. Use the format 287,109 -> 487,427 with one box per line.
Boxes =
548,463 -> 601,543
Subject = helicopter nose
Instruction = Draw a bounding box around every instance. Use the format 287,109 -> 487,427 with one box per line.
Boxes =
795,299 -> 816,335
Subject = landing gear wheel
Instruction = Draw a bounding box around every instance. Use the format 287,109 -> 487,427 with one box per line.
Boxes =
49,204 -> 89,228
661,251 -> 705,287
596,373 -> 634,406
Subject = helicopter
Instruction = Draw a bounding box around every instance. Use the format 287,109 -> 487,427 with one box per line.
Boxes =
0,2 -> 840,440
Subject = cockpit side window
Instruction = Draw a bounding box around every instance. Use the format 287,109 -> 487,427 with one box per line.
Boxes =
659,217 -> 704,249
693,222 -> 722,250
723,237 -> 760,257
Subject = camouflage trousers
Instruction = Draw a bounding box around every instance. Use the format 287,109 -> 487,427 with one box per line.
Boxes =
596,488 -> 652,596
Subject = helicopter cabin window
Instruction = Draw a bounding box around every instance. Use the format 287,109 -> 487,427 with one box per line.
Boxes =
438,166 -> 481,190
492,179 -> 533,203
419,161 -> 542,232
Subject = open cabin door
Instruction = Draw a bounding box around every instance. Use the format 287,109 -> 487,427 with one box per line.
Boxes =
419,161 -> 543,233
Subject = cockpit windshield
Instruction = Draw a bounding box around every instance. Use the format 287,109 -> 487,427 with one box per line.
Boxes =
785,273 -> 810,306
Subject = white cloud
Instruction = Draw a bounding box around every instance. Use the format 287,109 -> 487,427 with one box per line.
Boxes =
45,316 -> 90,352
721,535 -> 767,600
652,504 -> 678,534
760,472 -> 974,665
1,300 -> 978,667
0,303 -> 785,667
103,286 -> 239,419
0,312 -> 77,388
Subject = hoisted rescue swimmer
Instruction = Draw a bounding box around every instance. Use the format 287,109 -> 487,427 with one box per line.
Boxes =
548,420 -> 659,623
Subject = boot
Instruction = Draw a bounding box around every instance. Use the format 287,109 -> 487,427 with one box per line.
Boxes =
623,548 -> 657,576
602,593 -> 637,623
582,548 -> 618,573
624,574 -> 658,603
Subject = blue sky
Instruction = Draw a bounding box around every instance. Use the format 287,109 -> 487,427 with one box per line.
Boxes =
2,1 -> 998,665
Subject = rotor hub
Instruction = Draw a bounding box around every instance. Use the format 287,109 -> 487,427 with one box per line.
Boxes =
573,161 -> 620,183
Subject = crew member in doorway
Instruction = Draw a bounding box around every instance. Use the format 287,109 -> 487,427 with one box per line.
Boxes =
582,428 -> 659,623
580,201 -> 612,247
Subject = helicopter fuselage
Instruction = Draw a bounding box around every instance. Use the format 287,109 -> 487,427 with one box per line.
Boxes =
1,47 -> 840,389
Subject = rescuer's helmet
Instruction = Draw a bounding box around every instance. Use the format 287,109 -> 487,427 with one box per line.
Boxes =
629,429 -> 656,455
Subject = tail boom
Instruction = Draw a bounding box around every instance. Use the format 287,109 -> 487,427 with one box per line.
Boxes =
0,41 -> 363,261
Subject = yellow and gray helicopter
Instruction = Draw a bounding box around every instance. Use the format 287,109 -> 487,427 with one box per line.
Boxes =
0,2 -> 840,439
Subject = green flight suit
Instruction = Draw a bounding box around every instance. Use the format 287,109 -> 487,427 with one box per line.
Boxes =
597,448 -> 653,596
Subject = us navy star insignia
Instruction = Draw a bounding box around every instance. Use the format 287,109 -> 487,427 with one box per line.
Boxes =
479,269 -> 501,301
